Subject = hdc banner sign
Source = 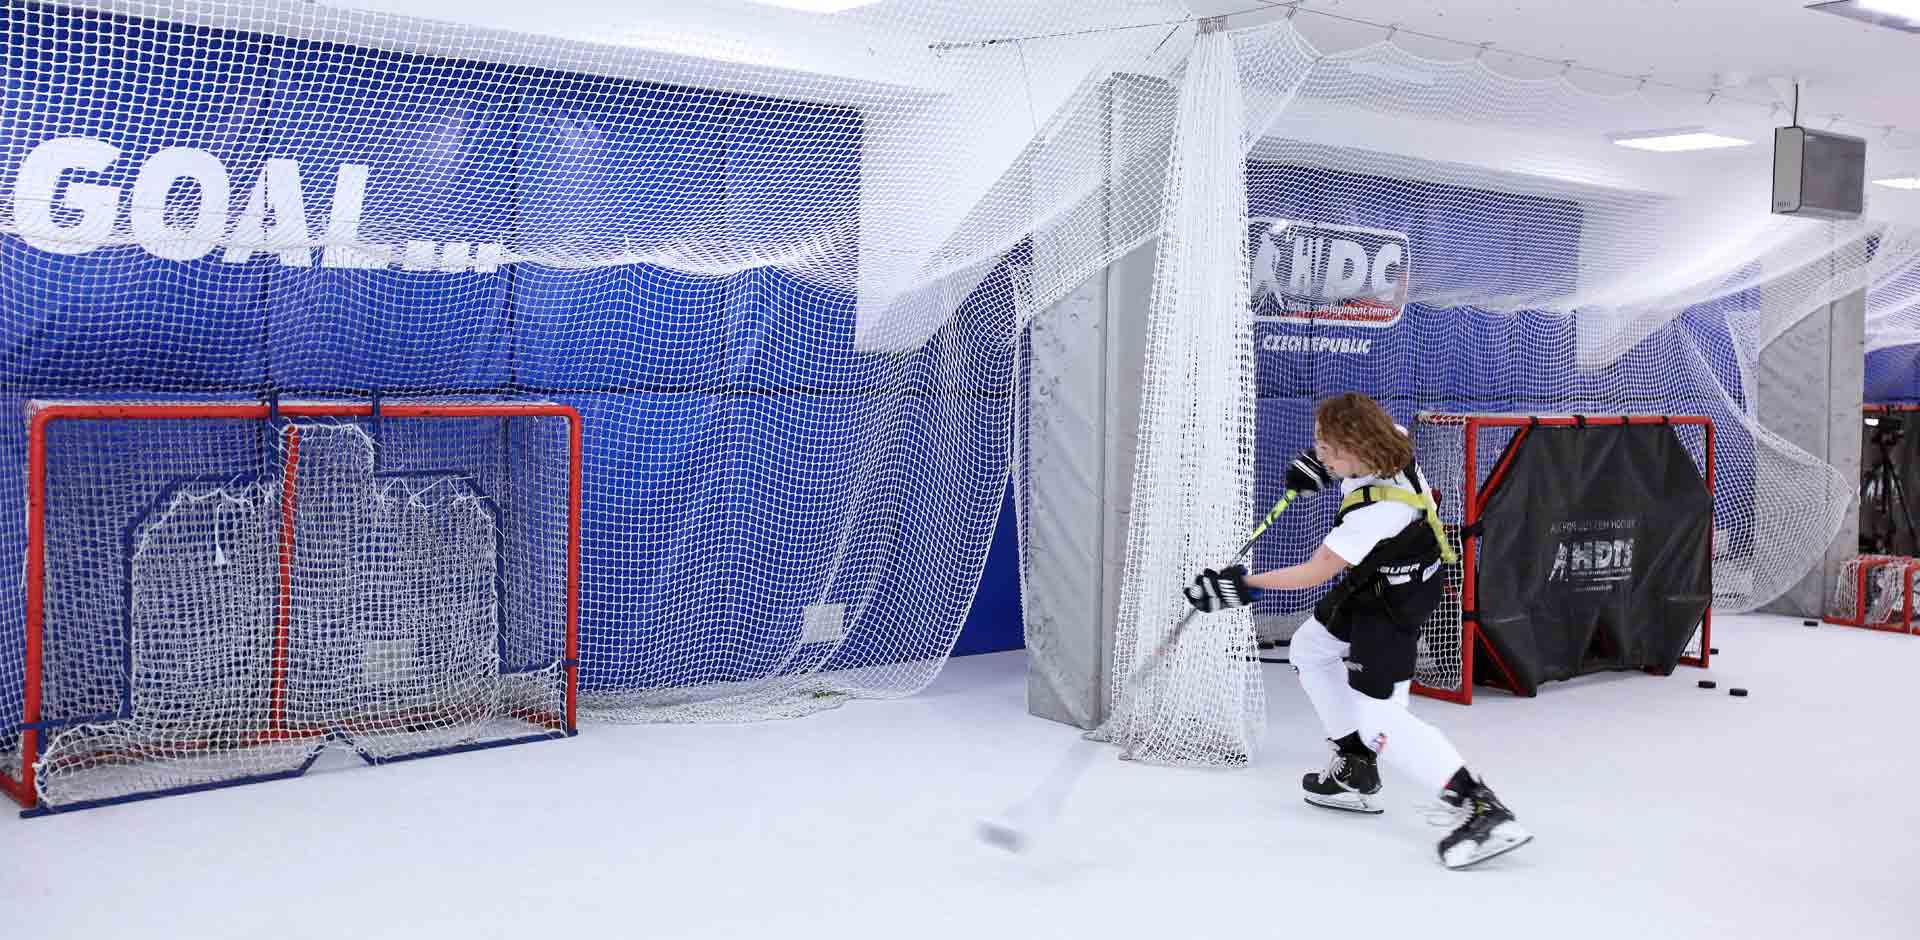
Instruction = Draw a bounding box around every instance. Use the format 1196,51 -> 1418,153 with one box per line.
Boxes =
1248,218 -> 1410,328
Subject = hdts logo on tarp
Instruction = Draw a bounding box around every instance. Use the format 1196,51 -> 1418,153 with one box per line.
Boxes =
1546,518 -> 1640,592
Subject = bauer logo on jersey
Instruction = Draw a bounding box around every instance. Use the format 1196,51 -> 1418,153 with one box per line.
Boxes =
1247,219 -> 1410,328
1546,518 -> 1639,591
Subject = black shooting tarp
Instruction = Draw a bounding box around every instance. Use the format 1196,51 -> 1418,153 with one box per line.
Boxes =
1473,423 -> 1712,695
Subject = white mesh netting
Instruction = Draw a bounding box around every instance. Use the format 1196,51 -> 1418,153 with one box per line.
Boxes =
1403,415 -> 1485,696
1090,23 -> 1261,767
1869,242 -> 1920,358
1,0 -> 1917,788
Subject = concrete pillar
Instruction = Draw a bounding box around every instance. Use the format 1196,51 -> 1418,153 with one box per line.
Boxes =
1020,72 -> 1169,729
1758,286 -> 1864,618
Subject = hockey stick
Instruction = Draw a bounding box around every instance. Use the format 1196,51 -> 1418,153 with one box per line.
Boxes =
977,490 -> 1298,853
1113,488 -> 1298,736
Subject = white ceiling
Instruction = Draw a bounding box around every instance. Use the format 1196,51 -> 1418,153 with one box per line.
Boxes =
1192,0 -> 1920,152
313,0 -> 1920,156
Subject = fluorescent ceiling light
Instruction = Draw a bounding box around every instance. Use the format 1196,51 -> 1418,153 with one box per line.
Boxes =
1807,1 -> 1920,34
1873,176 -> 1920,190
1608,129 -> 1753,152
743,0 -> 885,11
1857,0 -> 1920,16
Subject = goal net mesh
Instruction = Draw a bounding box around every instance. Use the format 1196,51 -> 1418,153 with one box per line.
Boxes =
14,408 -> 572,808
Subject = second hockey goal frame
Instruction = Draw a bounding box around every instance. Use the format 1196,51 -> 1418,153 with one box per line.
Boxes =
1411,412 -> 1714,705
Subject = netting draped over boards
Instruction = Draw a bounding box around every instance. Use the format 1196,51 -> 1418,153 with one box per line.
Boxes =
0,0 -> 1225,741
1866,260 -> 1920,402
1871,259 -> 1920,349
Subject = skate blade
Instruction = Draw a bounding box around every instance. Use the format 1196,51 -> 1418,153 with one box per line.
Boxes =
1442,827 -> 1533,870
1304,793 -> 1383,815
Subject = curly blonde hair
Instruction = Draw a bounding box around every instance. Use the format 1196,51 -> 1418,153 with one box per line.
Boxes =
1315,392 -> 1412,475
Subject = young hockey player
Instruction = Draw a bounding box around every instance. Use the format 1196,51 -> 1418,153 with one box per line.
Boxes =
1182,392 -> 1532,870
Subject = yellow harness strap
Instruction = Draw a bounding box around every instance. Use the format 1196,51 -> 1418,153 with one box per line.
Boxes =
1338,481 -> 1458,564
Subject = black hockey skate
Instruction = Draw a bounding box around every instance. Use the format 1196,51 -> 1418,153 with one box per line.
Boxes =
1301,735 -> 1382,814
1435,775 -> 1533,870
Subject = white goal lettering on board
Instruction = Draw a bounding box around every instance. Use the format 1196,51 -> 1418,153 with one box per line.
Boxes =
9,135 -> 503,272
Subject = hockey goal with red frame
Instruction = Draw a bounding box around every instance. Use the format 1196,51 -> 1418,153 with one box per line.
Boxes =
1410,412 -> 1714,705
0,399 -> 581,815
1824,554 -> 1920,634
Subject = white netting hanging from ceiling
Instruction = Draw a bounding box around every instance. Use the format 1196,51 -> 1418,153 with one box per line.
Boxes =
1092,21 -> 1261,767
2,0 -> 1919,767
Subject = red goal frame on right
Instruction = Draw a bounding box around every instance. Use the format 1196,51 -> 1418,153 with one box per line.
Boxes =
1412,413 -> 1715,705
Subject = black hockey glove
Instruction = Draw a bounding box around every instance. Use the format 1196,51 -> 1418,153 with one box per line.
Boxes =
1285,449 -> 1338,495
1183,565 -> 1255,613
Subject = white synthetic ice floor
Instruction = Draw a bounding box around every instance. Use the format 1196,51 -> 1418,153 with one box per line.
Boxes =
11,613 -> 1918,940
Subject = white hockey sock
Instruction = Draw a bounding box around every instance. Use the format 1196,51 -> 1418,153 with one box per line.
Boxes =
1354,682 -> 1465,793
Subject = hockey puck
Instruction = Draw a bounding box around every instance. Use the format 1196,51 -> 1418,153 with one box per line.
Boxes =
976,817 -> 1028,853
1803,619 -> 1818,627
1697,680 -> 1716,689
1710,647 -> 1720,655
1729,688 -> 1749,697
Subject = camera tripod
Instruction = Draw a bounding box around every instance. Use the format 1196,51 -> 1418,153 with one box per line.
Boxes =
1862,419 -> 1918,555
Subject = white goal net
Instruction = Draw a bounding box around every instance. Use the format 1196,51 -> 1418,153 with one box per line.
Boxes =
6,401 -> 575,811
